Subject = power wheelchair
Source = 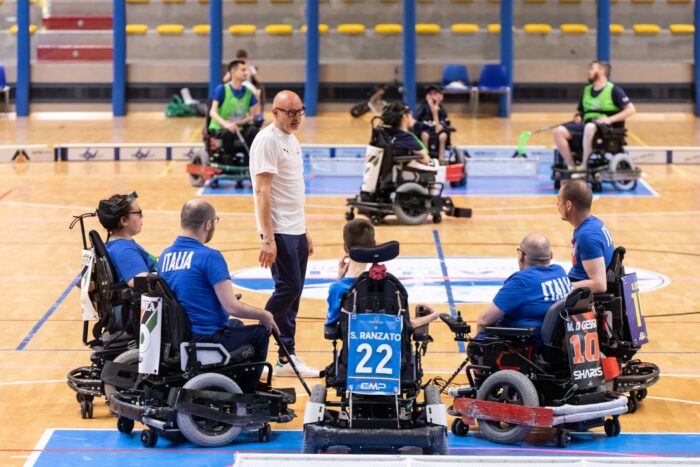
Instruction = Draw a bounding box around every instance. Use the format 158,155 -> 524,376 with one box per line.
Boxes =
416,120 -> 468,188
66,212 -> 140,419
102,274 -> 297,448
186,99 -> 258,189
302,241 -> 449,454
594,246 -> 659,413
440,288 -> 628,448
551,124 -> 641,192
345,117 -> 472,226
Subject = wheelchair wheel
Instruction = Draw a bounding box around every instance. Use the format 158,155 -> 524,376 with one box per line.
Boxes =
604,416 -> 621,437
104,349 -> 140,405
451,418 -> 469,437
393,182 -> 430,225
609,153 -> 638,191
189,152 -> 210,188
176,373 -> 246,447
476,370 -> 539,445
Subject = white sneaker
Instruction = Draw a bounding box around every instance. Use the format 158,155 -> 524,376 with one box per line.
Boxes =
273,354 -> 320,378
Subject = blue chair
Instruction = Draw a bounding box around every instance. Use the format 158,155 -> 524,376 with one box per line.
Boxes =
441,64 -> 471,94
473,64 -> 511,117
0,65 -> 10,115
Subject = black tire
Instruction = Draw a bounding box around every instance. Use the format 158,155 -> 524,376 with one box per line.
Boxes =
189,155 -> 205,187
80,399 -> 93,419
636,388 -> 648,401
424,384 -> 442,405
627,395 -> 639,414
432,213 -> 442,224
311,384 -> 327,404
345,210 -> 355,221
258,423 -> 271,443
476,370 -> 539,445
176,373 -> 246,447
210,179 -> 220,189
555,428 -> 570,448
104,349 -> 140,404
592,181 -> 603,193
141,430 -> 158,448
610,153 -> 638,191
393,182 -> 430,225
370,215 -> 382,226
350,102 -> 370,118
117,417 -> 134,434
604,417 -> 621,437
451,418 -> 469,437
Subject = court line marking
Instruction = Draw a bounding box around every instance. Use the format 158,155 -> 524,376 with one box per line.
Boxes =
627,129 -> 649,147
24,428 -> 53,467
0,379 -> 67,386
16,275 -> 80,351
159,160 -> 174,178
647,396 -> 700,406
433,229 -> 465,354
187,127 -> 201,144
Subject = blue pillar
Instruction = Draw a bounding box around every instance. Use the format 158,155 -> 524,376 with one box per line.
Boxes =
695,0 -> 700,116
113,0 -> 126,116
499,0 -> 513,117
402,0 -> 416,110
304,0 -> 319,116
209,0 -> 222,98
597,0 -> 611,62
16,0 -> 30,117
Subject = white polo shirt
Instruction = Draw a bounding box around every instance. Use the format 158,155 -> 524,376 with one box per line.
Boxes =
249,123 -> 306,235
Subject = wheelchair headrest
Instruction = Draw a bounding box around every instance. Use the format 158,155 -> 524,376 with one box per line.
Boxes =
607,246 -> 626,282
89,229 -> 118,278
96,191 -> 138,231
349,241 -> 399,264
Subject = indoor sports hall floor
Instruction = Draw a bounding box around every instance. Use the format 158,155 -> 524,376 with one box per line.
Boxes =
1,111 -> 699,466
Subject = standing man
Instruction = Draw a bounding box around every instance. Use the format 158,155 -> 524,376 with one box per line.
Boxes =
557,179 -> 614,293
249,90 -> 319,378
551,60 -> 636,171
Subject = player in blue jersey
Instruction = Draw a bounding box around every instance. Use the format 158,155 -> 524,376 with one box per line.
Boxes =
476,233 -> 572,348
557,179 -> 614,293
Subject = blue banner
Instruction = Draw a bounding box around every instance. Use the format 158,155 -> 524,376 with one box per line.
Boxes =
621,273 -> 649,347
347,313 -> 402,395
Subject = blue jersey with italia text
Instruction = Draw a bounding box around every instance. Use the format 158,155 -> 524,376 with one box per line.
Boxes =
493,265 -> 572,347
325,277 -> 358,326
569,215 -> 614,281
105,238 -> 157,283
158,236 -> 231,335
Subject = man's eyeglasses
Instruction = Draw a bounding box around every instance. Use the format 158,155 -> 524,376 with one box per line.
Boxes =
274,107 -> 306,118
211,216 -> 220,224
128,209 -> 143,218
516,248 -> 526,256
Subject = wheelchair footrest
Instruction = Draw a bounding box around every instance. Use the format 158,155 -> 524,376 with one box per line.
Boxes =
186,163 -> 221,178
614,360 -> 660,392
454,397 -> 554,428
303,422 -> 446,452
446,206 -> 473,218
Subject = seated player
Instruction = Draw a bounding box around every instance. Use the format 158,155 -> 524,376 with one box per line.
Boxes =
413,85 -> 449,161
382,101 -> 433,166
552,60 -> 636,171
209,60 -> 259,155
326,219 -> 439,329
97,192 -> 157,287
475,233 -> 572,348
158,199 -> 279,386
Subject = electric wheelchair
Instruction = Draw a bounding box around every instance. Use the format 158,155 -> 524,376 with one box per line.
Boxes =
103,274 -> 296,448
345,117 -> 472,226
594,246 -> 659,413
302,241 -> 449,454
186,99 -> 257,189
551,124 -> 641,192
67,212 -> 140,419
440,288 -> 628,447
416,120 -> 468,188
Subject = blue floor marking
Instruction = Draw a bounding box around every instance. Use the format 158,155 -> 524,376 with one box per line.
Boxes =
31,429 -> 700,466
432,230 -> 465,353
200,160 -> 655,197
17,275 -> 80,350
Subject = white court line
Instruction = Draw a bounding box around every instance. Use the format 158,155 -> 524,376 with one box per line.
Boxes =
0,379 -> 66,386
647,396 -> 700,406
24,428 -> 54,467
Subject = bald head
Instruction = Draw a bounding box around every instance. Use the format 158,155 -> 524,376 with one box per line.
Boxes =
181,199 -> 216,230
271,90 -> 304,134
520,233 -> 552,266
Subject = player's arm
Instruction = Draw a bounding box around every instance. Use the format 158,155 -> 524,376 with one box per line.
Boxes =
571,257 -> 607,293
476,303 -> 505,335
213,279 -> 279,332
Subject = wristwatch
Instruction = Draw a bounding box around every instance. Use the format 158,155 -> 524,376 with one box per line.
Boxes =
261,237 -> 274,245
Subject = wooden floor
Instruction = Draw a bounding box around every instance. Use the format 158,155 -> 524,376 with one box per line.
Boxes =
0,111 -> 699,464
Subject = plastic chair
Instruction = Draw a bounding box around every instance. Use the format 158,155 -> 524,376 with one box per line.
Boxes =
0,65 -> 10,116
441,64 -> 471,93
473,64 -> 511,116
